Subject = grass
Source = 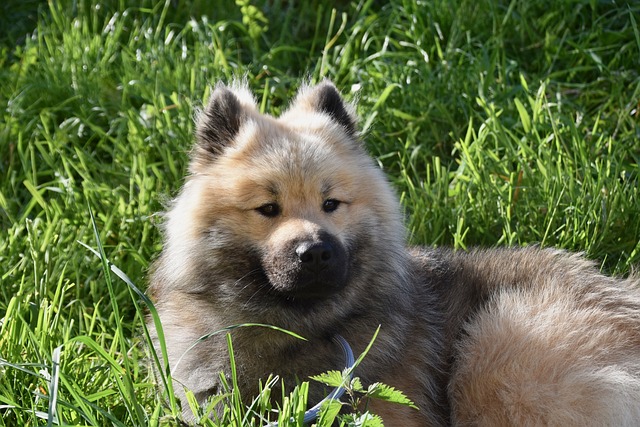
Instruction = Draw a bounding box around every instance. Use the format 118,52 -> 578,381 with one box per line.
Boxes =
1,0 -> 639,425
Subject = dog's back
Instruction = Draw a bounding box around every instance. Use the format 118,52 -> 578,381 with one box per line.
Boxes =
410,247 -> 640,425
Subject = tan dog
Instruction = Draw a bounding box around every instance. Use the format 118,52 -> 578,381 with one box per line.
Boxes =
148,80 -> 640,425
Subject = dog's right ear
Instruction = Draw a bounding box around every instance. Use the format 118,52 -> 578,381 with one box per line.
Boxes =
191,83 -> 254,169
287,80 -> 358,137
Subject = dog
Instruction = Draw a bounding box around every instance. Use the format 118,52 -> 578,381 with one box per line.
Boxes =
148,80 -> 640,425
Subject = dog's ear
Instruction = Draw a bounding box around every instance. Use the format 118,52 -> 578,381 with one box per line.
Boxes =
293,81 -> 358,137
192,82 -> 255,168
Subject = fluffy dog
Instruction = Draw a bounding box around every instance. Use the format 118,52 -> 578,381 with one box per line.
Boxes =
148,80 -> 640,425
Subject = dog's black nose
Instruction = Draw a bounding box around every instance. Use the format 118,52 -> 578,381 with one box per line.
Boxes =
296,241 -> 333,271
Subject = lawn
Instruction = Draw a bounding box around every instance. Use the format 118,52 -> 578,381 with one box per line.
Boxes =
1,0 -> 639,425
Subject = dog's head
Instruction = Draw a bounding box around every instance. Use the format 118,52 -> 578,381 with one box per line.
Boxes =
157,81 -> 407,327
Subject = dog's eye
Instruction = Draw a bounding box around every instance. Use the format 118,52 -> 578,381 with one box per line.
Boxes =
256,203 -> 280,217
322,199 -> 341,213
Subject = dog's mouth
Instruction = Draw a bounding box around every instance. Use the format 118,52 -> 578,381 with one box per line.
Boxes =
275,276 -> 347,300
261,234 -> 351,302
235,262 -> 347,310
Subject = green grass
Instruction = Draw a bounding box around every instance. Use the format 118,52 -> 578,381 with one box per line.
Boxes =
1,0 -> 639,425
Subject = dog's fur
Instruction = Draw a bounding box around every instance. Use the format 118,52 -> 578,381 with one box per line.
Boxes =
148,81 -> 640,426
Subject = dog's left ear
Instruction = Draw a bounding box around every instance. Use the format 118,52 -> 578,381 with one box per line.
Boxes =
292,81 -> 358,136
